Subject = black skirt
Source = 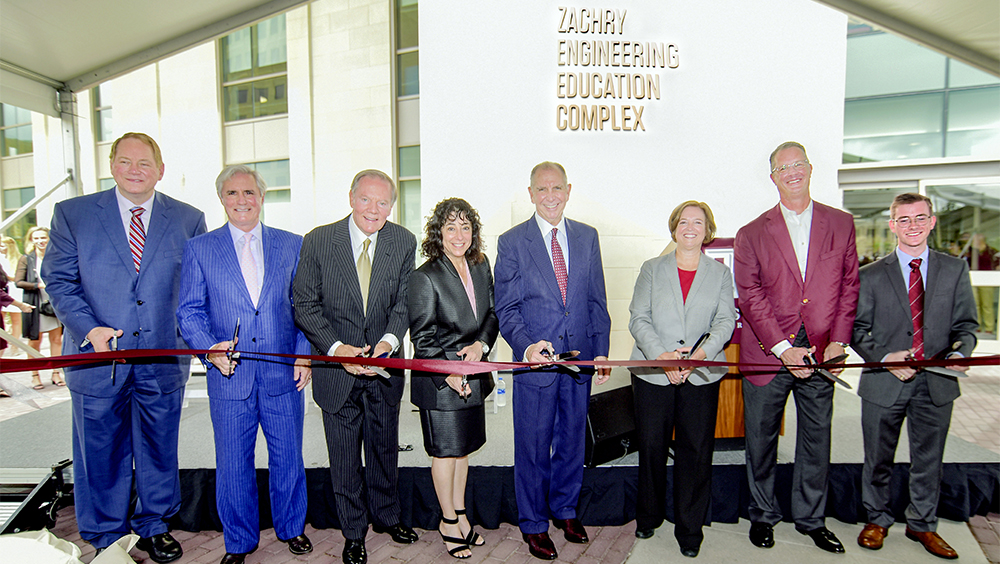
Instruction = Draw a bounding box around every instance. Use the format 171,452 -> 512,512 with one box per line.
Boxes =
419,406 -> 486,458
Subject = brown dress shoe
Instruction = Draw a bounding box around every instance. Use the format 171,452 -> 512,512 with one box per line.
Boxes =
552,518 -> 589,543
857,523 -> 887,550
522,532 -> 557,560
905,528 -> 958,559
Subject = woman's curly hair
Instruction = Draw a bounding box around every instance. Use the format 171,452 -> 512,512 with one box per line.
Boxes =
420,198 -> 485,265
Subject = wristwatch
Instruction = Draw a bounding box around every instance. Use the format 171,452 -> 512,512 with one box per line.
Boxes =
479,341 -> 490,355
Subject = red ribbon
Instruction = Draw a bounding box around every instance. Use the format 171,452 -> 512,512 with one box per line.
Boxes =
1,349 -> 996,376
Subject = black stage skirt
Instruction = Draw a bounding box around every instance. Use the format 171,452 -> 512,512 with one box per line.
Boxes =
419,406 -> 486,458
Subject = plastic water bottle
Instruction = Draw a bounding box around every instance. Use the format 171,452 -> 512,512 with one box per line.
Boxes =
496,376 -> 507,407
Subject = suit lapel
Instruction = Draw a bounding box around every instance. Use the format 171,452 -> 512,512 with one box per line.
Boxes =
804,204 -> 831,286
333,219 -> 365,315
96,190 -> 136,278
663,253 -> 686,333
881,252 -> 911,319
565,219 -> 587,308
217,226 -> 254,306
258,224 -> 278,306
525,221 -> 563,304
684,253 -> 713,314
137,192 -> 170,283
764,205 -> 803,290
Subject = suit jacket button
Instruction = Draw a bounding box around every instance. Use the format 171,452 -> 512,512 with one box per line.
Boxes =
802,298 -> 809,304
255,311 -> 259,316
133,331 -> 139,337
136,300 -> 144,305
565,311 -> 570,316
558,335 -> 564,340
789,334 -> 796,340
252,338 -> 257,343
679,340 -> 685,345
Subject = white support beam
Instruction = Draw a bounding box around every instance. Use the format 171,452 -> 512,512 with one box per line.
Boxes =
64,0 -> 313,93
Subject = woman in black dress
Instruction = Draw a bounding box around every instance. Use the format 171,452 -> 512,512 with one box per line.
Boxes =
409,198 -> 499,559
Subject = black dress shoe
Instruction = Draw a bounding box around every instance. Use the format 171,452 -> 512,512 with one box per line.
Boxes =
798,527 -> 845,554
136,532 -> 183,564
280,533 -> 313,554
749,522 -> 774,548
373,522 -> 418,544
635,528 -> 654,539
522,532 -> 557,560
343,539 -> 367,564
680,546 -> 700,558
219,551 -> 249,564
552,517 -> 589,543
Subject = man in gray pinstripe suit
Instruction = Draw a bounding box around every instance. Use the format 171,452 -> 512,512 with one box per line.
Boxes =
293,170 -> 418,564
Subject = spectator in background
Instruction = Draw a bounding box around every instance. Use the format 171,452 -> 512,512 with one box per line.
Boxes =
15,227 -> 63,388
962,233 -> 999,335
0,235 -> 24,353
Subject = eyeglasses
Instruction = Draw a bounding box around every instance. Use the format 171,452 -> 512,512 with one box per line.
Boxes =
892,214 -> 931,227
771,161 -> 810,175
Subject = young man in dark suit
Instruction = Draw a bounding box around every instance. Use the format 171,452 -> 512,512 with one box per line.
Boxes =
852,192 -> 977,559
293,170 -> 417,564
42,133 -> 207,562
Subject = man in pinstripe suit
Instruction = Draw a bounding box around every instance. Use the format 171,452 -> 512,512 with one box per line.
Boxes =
177,166 -> 313,564
293,170 -> 418,564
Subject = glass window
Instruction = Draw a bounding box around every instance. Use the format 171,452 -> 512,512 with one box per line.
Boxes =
397,51 -> 419,97
845,32 -> 946,98
0,104 -> 33,157
2,209 -> 36,248
949,60 -> 1000,89
843,187 -> 913,262
844,94 -> 944,162
99,178 -> 116,192
946,87 -> 1000,158
221,14 -> 288,121
396,0 -> 419,50
92,84 -> 114,143
399,179 -> 422,235
398,146 -> 420,177
236,160 -> 291,204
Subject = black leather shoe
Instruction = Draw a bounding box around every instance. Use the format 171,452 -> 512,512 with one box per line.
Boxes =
680,546 -> 700,557
343,539 -> 367,564
136,532 -> 183,563
522,532 -> 557,560
635,528 -> 654,539
798,527 -> 845,554
373,522 -> 418,544
281,533 -> 313,554
220,546 -> 257,564
552,517 -> 589,543
749,522 -> 774,548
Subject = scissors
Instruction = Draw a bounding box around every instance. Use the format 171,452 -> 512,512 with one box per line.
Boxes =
682,332 -> 712,360
804,352 -> 852,389
454,351 -> 472,402
538,349 -> 582,373
110,334 -> 119,385
911,341 -> 968,378
224,317 -> 240,378
364,349 -> 392,379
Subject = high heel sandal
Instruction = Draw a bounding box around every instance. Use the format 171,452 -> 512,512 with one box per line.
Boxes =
51,371 -> 65,387
439,516 -> 471,559
455,509 -> 485,547
31,374 -> 44,390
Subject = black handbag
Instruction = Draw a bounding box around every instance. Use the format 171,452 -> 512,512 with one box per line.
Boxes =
39,300 -> 55,316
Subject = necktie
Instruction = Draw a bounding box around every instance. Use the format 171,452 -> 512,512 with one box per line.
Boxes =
129,206 -> 145,273
908,258 -> 924,360
551,227 -> 567,305
358,238 -> 372,312
240,234 -> 259,307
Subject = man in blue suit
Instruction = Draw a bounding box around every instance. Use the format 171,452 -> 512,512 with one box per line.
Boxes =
177,165 -> 313,564
42,133 -> 207,562
494,161 -> 612,561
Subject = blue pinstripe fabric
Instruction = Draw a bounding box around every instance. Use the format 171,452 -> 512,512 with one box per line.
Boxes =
178,224 -> 310,552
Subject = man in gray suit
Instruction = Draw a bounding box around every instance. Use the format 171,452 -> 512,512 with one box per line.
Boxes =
852,192 -> 977,559
293,170 -> 417,564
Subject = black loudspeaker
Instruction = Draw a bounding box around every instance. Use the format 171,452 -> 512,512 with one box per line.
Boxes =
584,385 -> 638,467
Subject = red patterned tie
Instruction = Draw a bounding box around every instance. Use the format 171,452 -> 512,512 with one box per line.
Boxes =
908,258 -> 924,360
129,206 -> 145,273
551,227 -> 567,305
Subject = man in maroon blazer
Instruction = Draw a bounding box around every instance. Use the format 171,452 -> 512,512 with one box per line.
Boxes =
734,141 -> 859,554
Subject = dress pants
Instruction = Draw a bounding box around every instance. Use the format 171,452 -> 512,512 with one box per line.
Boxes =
743,331 -> 834,531
512,371 -> 590,534
71,366 -> 183,549
632,375 -> 719,548
321,377 -> 401,540
861,372 -> 952,532
210,381 -> 307,553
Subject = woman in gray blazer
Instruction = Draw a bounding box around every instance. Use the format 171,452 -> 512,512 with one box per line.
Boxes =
409,198 -> 499,559
628,201 -> 737,557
